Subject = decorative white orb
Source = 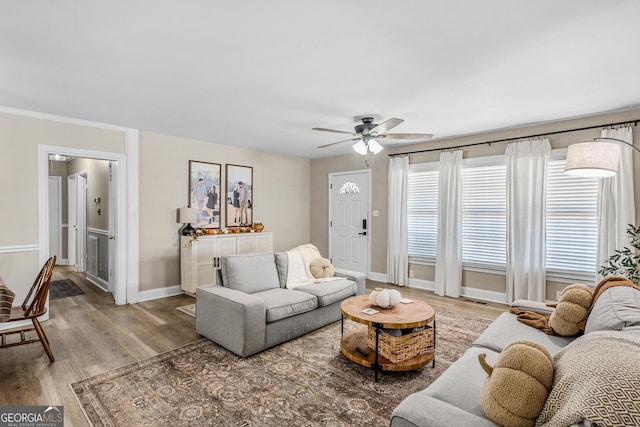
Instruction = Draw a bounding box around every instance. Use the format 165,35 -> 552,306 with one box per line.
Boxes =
376,291 -> 390,308
369,288 -> 383,305
388,289 -> 401,306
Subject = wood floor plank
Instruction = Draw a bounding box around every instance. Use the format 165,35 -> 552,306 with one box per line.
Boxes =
0,266 -> 506,426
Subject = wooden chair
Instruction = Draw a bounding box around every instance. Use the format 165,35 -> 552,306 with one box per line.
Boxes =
0,256 -> 56,362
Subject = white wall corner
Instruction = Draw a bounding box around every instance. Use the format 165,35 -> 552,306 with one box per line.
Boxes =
126,129 -> 140,304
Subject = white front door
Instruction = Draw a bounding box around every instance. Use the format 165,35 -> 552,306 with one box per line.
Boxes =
329,170 -> 370,276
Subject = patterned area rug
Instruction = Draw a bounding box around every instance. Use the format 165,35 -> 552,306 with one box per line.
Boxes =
176,303 -> 196,318
49,279 -> 85,300
72,311 -> 492,427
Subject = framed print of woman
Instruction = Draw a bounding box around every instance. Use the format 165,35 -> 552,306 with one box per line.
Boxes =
189,160 -> 221,229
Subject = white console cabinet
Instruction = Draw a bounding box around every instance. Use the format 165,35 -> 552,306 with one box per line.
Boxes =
180,232 -> 273,293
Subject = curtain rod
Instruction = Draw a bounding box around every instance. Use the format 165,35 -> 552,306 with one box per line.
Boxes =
388,119 -> 639,157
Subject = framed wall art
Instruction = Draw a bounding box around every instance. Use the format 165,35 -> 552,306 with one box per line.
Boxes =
189,160 -> 221,229
225,164 -> 253,227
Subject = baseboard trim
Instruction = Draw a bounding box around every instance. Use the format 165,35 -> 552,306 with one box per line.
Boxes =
408,278 -> 435,291
404,280 -> 507,304
461,287 -> 507,304
368,272 -> 387,283
138,285 -> 184,302
86,273 -> 109,292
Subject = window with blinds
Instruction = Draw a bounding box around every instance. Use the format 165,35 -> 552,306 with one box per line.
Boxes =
461,159 -> 507,270
407,165 -> 438,260
406,151 -> 599,281
545,156 -> 599,279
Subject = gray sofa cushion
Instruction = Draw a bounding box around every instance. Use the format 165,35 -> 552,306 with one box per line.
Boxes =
292,279 -> 357,307
391,346 -> 500,427
221,252 -> 280,294
274,252 -> 288,288
585,285 -> 640,334
473,312 -> 574,355
254,288 -> 318,323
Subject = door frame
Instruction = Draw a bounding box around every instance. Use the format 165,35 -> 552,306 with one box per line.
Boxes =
67,174 -> 77,266
327,169 -> 372,278
76,171 -> 88,272
48,176 -> 62,261
38,143 -> 137,305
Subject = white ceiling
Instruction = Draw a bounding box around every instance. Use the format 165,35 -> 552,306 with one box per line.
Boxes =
1,1 -> 639,159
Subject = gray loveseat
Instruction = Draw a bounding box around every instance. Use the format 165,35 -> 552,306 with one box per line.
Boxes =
391,285 -> 640,427
196,252 -> 365,357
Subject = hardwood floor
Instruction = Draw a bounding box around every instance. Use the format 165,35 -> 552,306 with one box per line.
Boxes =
0,267 -> 506,426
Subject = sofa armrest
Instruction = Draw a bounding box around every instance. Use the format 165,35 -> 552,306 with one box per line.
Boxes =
196,286 -> 266,357
334,268 -> 366,295
510,299 -> 555,315
391,393 -> 497,427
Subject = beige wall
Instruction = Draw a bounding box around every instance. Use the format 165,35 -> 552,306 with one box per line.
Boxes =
0,112 -> 125,301
0,111 -> 310,299
138,131 -> 311,292
310,108 -> 640,301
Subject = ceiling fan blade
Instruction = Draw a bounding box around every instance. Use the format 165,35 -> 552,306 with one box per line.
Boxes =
312,127 -> 356,135
317,137 -> 360,149
369,118 -> 404,134
381,133 -> 434,140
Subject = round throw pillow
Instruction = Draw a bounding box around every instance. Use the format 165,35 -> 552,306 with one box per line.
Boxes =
478,340 -> 554,427
309,257 -> 334,279
548,283 -> 592,336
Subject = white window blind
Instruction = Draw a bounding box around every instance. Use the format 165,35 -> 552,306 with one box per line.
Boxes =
407,166 -> 438,259
545,157 -> 599,278
462,160 -> 507,269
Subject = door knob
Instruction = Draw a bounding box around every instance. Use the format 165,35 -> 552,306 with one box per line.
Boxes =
109,235 -> 116,240
358,231 -> 367,236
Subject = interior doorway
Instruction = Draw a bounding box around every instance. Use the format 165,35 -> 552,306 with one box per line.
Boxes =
39,145 -> 129,305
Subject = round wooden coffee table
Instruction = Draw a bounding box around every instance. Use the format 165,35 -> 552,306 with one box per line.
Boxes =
340,295 -> 436,381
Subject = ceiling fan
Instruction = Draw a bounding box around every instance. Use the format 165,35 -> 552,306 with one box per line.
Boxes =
313,116 -> 433,155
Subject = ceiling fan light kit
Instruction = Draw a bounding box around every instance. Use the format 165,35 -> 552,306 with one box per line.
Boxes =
352,138 -> 384,155
313,116 -> 433,156
352,139 -> 368,155
367,139 -> 384,154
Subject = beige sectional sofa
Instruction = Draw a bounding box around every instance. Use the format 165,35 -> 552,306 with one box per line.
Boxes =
391,285 -> 640,427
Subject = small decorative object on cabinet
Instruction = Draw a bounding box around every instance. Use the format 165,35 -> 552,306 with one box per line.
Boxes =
180,232 -> 273,293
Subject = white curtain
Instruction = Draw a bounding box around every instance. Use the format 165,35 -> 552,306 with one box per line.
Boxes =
387,156 -> 409,286
434,150 -> 462,297
597,126 -> 635,282
506,138 -> 550,302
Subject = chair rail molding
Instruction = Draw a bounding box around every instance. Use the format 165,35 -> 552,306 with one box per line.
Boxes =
0,245 -> 39,254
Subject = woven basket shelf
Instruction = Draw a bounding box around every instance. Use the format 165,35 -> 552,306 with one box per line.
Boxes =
367,325 -> 434,364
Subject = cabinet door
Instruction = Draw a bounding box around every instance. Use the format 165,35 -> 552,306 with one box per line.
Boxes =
236,235 -> 255,254
195,237 -> 216,288
255,233 -> 273,253
196,237 -> 215,265
216,236 -> 237,258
